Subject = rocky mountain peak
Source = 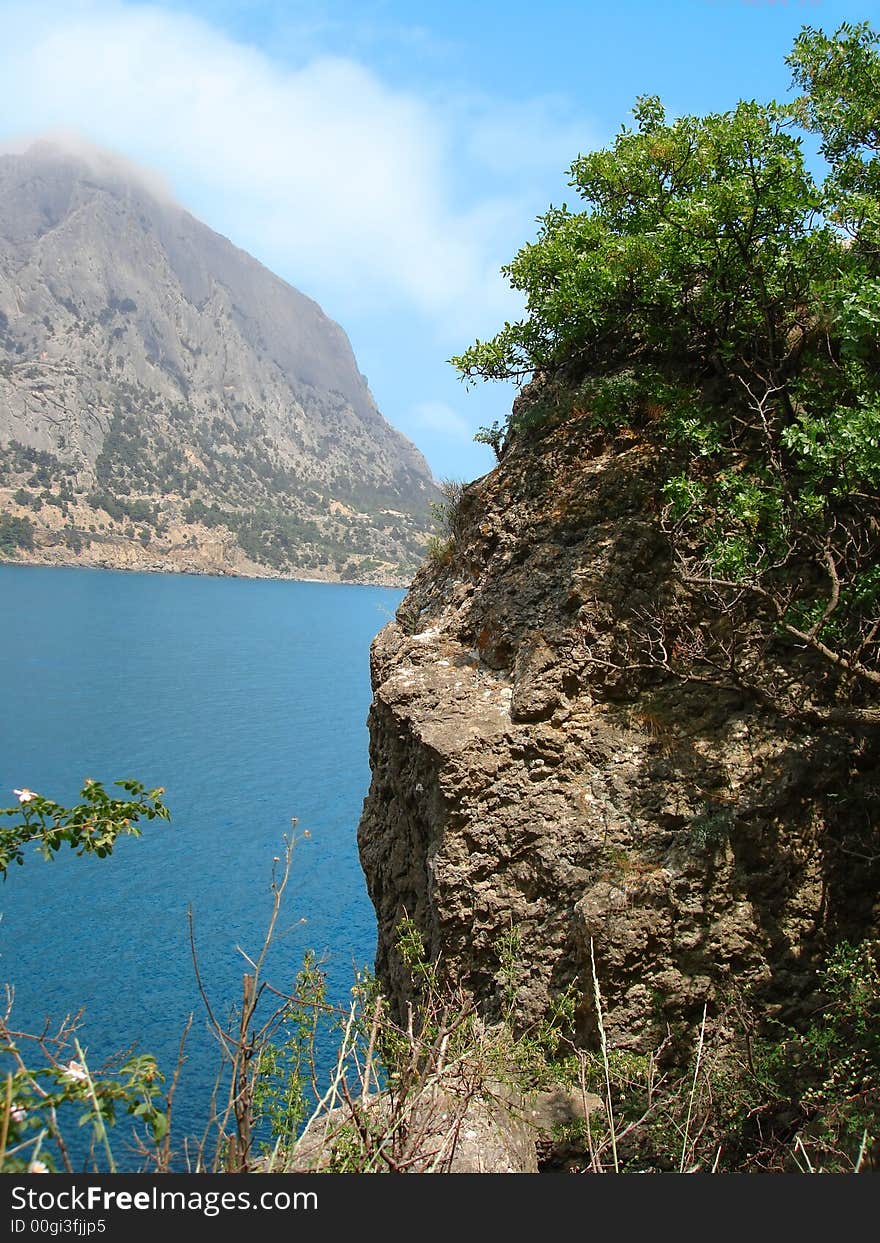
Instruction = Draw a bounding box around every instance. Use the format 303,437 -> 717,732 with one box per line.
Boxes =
0,138 -> 436,583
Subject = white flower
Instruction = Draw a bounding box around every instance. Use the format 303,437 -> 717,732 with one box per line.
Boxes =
61,1059 -> 88,1084
13,788 -> 37,804
28,1160 -> 48,1174
10,1102 -> 26,1124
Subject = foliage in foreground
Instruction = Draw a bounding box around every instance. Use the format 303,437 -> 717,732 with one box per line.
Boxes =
0,779 -> 169,875
0,781 -> 172,1171
252,923 -> 878,1175
453,21 -> 880,727
1,790 -> 875,1174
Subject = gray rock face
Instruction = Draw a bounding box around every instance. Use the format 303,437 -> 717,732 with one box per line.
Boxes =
0,139 -> 436,582
358,409 -> 880,1049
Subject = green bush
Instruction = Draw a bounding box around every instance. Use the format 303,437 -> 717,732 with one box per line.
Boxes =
452,22 -> 880,727
0,513 -> 35,554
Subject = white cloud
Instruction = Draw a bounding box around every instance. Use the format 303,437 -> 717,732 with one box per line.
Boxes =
411,400 -> 473,444
0,127 -> 175,200
0,0 -> 594,342
463,94 -> 595,181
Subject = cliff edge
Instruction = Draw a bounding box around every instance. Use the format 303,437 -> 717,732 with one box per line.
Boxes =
358,407 -> 880,1050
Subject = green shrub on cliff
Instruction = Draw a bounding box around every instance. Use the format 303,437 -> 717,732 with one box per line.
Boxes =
453,21 -> 880,727
454,91 -> 829,392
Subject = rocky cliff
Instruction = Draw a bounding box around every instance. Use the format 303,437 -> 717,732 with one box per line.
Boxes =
358,405 -> 880,1051
0,139 -> 436,584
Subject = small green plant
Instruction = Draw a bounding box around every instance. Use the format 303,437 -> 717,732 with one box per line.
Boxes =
0,779 -> 172,1173
498,923 -> 523,1022
688,807 -> 735,852
394,916 -> 440,994
425,533 -> 454,565
427,478 -> 468,566
755,939 -> 879,1171
0,1036 -> 170,1174
0,779 -> 170,875
251,950 -> 328,1154
474,421 -> 505,460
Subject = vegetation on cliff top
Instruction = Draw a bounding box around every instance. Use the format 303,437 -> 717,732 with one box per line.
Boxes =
453,21 -> 880,728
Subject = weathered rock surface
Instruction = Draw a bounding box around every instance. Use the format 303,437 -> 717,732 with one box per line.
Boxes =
283,1081 -> 603,1173
358,409 -> 880,1049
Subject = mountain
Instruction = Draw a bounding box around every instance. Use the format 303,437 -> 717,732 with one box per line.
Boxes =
0,139 -> 437,584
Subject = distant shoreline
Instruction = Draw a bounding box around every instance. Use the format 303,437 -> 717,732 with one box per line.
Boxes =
0,553 -> 412,591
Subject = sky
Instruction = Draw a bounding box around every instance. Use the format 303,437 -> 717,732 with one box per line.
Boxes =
1,0 -> 878,482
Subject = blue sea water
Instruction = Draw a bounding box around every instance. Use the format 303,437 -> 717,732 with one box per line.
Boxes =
0,564 -> 402,1168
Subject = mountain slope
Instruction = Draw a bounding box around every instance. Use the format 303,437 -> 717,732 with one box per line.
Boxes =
0,139 -> 437,583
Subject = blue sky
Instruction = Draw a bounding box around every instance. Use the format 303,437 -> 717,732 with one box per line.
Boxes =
1,0 -> 877,481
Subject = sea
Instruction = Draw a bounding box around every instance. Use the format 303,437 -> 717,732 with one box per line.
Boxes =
0,564 -> 403,1169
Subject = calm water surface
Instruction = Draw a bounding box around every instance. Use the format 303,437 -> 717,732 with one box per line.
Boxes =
0,565 -> 402,1166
